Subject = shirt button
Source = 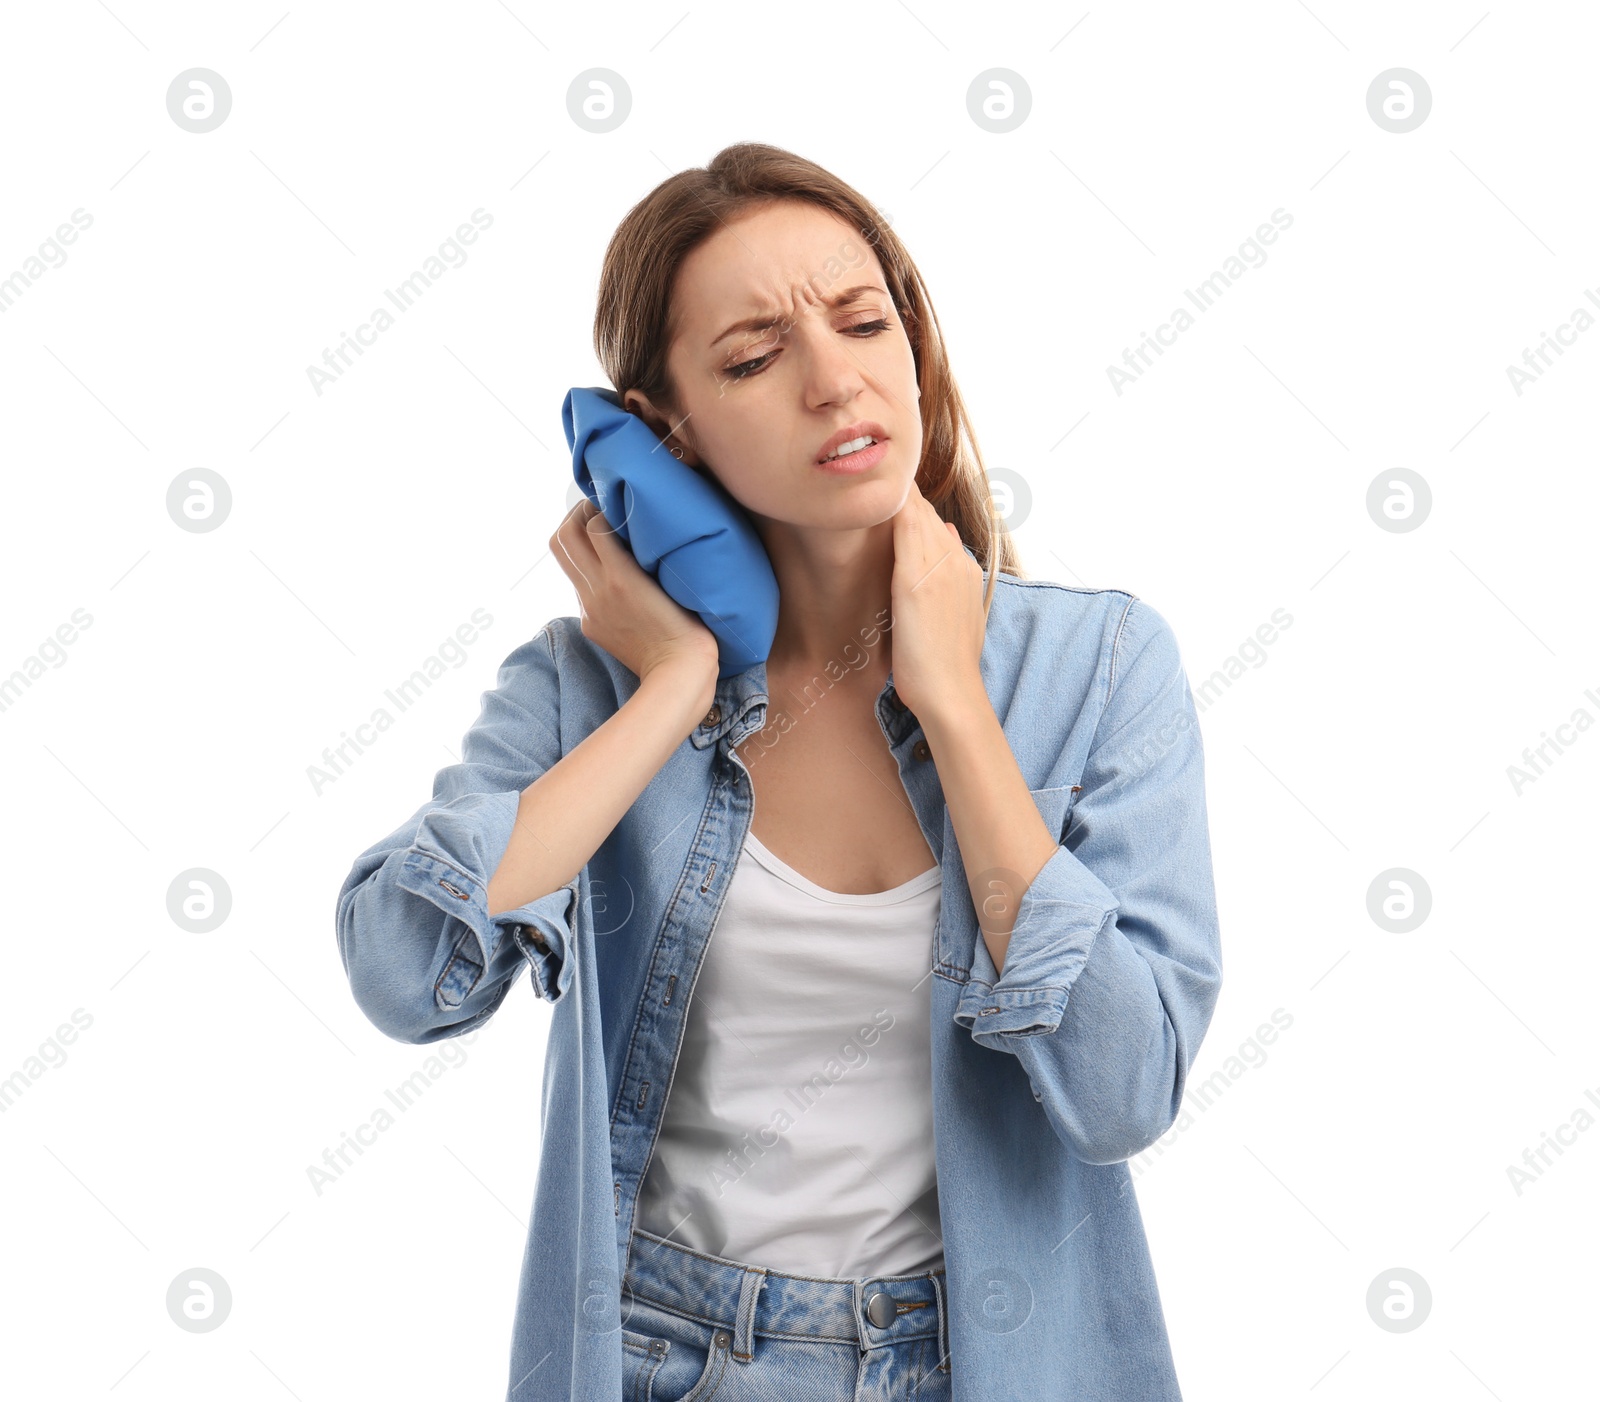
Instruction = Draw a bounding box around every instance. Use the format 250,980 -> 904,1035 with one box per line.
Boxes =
912,739 -> 931,762
701,703 -> 722,728
865,1291 -> 896,1328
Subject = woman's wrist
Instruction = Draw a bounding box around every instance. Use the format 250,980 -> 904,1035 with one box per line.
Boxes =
637,651 -> 720,730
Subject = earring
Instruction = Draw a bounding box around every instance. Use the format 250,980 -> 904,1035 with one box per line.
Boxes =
670,445 -> 684,460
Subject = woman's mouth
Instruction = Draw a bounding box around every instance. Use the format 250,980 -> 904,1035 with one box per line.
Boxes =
813,433 -> 888,474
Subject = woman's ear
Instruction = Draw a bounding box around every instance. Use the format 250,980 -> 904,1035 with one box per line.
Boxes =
622,388 -> 698,466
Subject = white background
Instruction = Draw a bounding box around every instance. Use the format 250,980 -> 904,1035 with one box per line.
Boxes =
2,1 -> 1595,1397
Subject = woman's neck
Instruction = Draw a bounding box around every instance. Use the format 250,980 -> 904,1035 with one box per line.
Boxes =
757,519 -> 897,680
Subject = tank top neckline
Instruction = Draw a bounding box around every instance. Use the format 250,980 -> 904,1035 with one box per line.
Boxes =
740,828 -> 941,907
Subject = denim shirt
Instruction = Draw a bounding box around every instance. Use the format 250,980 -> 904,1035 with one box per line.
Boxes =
335,554 -> 1223,1401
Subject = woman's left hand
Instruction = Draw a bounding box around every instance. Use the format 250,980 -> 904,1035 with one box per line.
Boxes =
888,482 -> 988,723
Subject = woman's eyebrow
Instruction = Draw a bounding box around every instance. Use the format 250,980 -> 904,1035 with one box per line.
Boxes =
709,283 -> 885,349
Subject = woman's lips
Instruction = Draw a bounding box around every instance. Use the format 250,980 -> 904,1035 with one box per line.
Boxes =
815,420 -> 889,463
813,439 -> 888,474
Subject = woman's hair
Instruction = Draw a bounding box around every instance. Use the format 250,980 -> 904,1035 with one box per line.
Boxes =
592,141 -> 1026,622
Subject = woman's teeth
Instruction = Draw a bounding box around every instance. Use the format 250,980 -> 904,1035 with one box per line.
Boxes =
822,435 -> 876,462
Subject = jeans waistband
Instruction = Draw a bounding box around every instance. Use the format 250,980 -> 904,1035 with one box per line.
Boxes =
623,1226 -> 949,1366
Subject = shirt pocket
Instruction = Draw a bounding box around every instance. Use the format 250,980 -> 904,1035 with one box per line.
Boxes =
1028,782 -> 1082,843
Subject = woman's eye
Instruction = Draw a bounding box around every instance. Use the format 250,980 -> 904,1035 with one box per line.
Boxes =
726,351 -> 774,380
724,317 -> 892,381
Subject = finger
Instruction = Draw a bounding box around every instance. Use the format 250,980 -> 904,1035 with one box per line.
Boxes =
553,525 -> 597,585
555,496 -> 596,538
587,502 -> 639,562
561,497 -> 598,534
549,498 -> 585,554
553,514 -> 600,595
585,506 -> 625,543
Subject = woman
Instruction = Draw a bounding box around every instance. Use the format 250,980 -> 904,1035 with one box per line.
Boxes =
336,141 -> 1223,1401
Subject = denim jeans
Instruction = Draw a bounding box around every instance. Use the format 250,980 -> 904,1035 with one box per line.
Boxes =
620,1226 -> 952,1401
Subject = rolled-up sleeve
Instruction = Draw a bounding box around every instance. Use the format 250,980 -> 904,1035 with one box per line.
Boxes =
335,622 -> 581,1045
952,597 -> 1223,1164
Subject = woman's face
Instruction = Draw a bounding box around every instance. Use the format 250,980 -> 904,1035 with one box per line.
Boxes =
625,201 -> 923,533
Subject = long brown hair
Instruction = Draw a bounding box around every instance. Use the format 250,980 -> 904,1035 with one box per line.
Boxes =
592,141 -> 1026,622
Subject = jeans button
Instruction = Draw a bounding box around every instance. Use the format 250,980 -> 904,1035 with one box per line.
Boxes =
912,739 -> 931,762
713,1330 -> 731,1349
865,1291 -> 896,1328
702,703 -> 722,728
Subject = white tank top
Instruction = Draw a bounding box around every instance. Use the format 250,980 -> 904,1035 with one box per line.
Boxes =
635,828 -> 945,1279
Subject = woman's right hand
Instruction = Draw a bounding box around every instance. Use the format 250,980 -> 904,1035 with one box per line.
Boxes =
550,499 -> 720,688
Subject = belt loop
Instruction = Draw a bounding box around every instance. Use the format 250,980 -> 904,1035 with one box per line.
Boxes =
930,1271 -> 951,1374
733,1266 -> 766,1363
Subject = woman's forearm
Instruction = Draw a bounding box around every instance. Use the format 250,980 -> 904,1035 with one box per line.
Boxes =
485,657 -> 716,918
